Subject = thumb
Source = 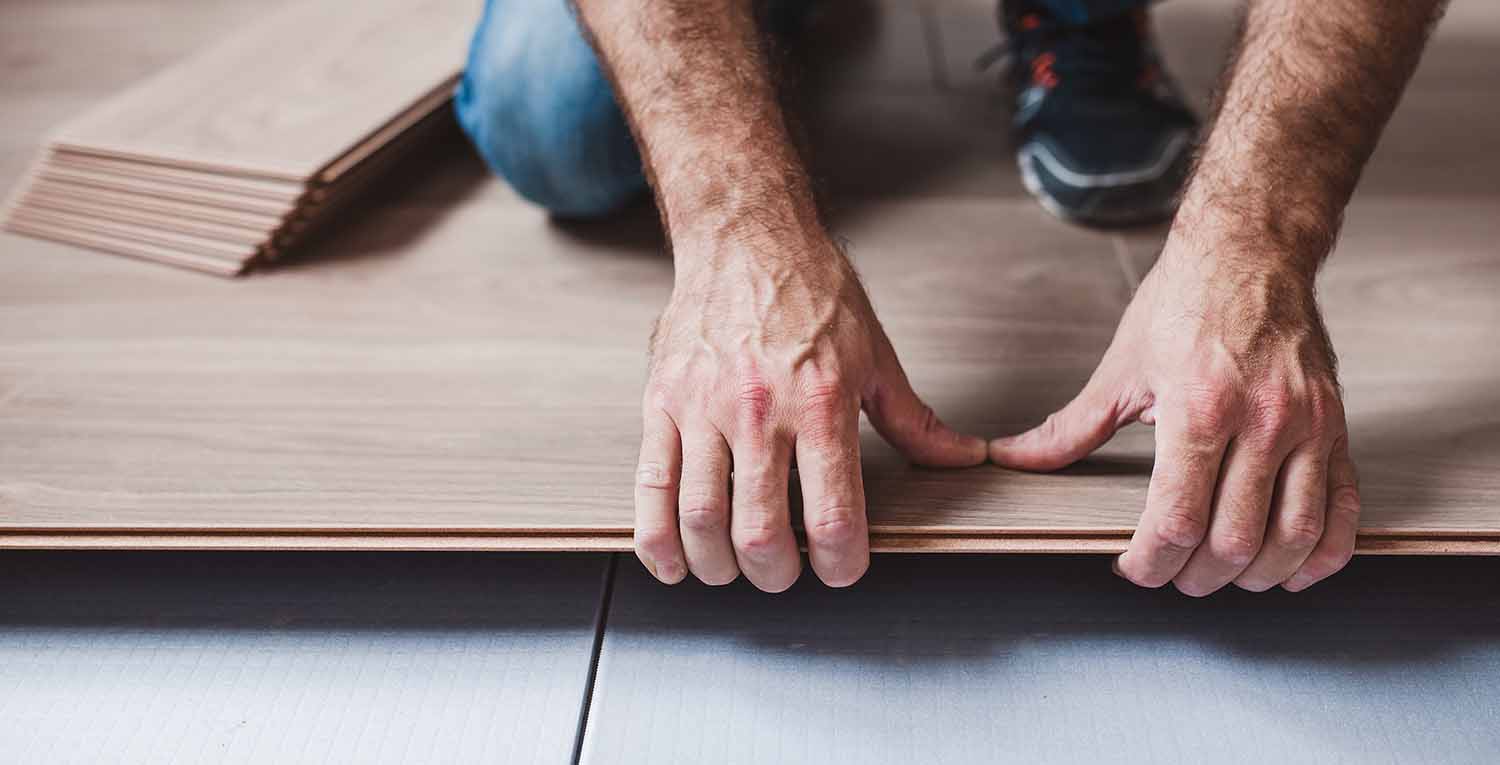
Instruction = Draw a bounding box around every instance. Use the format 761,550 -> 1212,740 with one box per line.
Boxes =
989,373 -> 1133,472
863,340 -> 987,468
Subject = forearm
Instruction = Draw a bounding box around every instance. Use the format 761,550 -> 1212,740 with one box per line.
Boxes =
571,0 -> 824,263
1176,0 -> 1447,275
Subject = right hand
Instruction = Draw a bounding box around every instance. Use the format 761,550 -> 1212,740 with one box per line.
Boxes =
634,233 -> 987,591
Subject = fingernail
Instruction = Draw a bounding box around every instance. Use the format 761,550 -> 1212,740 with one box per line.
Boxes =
1110,556 -> 1125,578
1283,574 -> 1310,592
657,560 -> 683,583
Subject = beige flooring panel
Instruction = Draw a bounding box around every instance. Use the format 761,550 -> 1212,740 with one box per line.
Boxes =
0,195 -> 1126,537
5,187 -> 1499,545
47,151 -> 308,201
47,0 -> 477,181
3,0 -> 1498,550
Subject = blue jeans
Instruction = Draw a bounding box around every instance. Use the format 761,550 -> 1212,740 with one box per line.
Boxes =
455,0 -> 1152,217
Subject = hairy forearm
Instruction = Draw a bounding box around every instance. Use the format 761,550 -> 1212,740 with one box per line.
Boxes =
572,0 -> 824,263
1177,0 -> 1447,274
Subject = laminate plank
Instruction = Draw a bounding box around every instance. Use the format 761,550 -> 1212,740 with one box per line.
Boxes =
3,216 -> 247,276
3,193 -> 1497,542
47,150 -> 307,202
10,206 -> 259,262
48,0 -> 476,182
1,532 -> 1492,555
2,0 -> 1497,550
34,164 -> 298,216
21,177 -> 288,230
581,555 -> 1500,765
0,551 -> 606,764
19,188 -> 272,246
0,198 -> 1117,535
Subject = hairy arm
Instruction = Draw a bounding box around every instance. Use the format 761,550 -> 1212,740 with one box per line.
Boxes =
1180,0 -> 1447,269
993,0 -> 1447,595
574,0 -> 817,250
574,0 -> 985,592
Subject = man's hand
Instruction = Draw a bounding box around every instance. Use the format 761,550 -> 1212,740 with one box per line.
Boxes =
573,0 -> 983,590
990,235 -> 1358,595
636,233 -> 986,591
990,0 -> 1445,595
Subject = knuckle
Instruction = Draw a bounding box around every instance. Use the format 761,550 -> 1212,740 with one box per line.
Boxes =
734,524 -> 785,560
1311,378 -> 1342,413
799,381 -> 848,425
1277,513 -> 1325,549
898,399 -> 940,437
1210,527 -> 1264,567
808,505 -> 864,547
643,380 -> 678,414
736,378 -> 775,426
1154,510 -> 1208,552
1182,380 -> 1240,433
1329,484 -> 1362,519
1305,387 -> 1336,428
633,528 -> 677,561
635,462 -> 677,492
678,498 -> 728,533
1035,410 -> 1066,442
1248,388 -> 1298,436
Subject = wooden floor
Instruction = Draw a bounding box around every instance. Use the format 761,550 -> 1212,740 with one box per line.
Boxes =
2,0 -> 1498,552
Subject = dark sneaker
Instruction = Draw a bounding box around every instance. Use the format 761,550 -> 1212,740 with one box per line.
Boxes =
990,3 -> 1200,227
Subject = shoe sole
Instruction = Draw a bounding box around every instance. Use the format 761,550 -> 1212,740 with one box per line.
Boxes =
1016,134 -> 1191,229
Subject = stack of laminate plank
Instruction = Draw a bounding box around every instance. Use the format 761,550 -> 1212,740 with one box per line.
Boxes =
2,0 -> 477,276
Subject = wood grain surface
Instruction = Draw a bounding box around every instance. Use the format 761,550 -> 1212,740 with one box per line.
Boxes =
49,0 -> 477,181
48,151 -> 308,201
1,0 -> 1496,552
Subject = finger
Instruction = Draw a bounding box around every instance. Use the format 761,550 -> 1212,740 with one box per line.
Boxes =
988,371 -> 1136,472
1234,442 -> 1327,591
863,338 -> 986,467
731,430 -> 801,592
1116,410 -> 1228,588
1172,436 -> 1284,596
677,428 -> 739,586
795,397 -> 869,588
634,410 -> 686,584
1284,436 -> 1360,591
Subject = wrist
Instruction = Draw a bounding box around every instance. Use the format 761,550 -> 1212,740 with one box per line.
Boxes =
665,180 -> 840,283
1167,186 -> 1333,283
673,225 -> 849,286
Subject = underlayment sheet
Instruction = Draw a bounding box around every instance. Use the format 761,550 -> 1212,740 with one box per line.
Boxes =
0,552 -> 607,765
583,555 -> 1500,765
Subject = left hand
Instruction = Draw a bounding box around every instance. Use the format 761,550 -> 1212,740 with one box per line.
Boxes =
989,234 -> 1361,595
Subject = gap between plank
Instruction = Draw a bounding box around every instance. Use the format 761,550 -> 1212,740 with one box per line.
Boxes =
571,553 -> 619,765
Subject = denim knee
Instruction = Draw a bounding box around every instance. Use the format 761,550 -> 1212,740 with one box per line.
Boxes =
454,0 -> 646,217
